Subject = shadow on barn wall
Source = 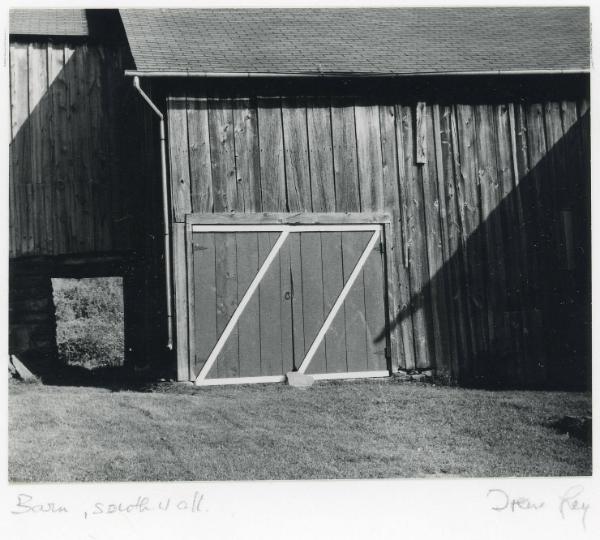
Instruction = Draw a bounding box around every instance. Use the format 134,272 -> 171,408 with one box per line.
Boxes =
8,40 -> 137,256
378,108 -> 591,390
8,39 -> 166,379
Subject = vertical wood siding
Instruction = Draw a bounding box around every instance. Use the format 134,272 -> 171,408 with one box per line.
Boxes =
167,93 -> 590,387
9,41 -> 130,258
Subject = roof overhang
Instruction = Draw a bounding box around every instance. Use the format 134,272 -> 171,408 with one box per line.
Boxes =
124,68 -> 590,78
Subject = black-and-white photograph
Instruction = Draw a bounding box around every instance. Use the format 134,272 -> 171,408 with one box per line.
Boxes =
7,3 -> 591,492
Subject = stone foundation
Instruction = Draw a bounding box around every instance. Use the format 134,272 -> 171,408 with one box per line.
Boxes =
9,267 -> 58,376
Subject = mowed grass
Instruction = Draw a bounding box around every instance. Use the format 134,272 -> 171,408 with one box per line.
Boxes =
9,378 -> 591,482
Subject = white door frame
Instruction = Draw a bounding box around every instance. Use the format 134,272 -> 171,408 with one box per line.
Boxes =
190,223 -> 389,386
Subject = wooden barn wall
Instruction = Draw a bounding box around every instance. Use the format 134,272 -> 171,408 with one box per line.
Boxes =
166,89 -> 590,388
8,39 -> 168,376
9,40 -> 133,258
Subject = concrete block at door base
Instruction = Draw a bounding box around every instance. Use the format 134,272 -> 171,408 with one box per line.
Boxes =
286,372 -> 315,388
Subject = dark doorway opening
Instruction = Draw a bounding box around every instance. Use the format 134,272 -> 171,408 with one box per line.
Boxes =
51,277 -> 124,369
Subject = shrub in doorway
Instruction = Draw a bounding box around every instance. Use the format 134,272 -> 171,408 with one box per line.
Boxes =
52,277 -> 124,369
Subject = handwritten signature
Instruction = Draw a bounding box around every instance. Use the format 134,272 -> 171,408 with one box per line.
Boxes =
487,485 -> 590,530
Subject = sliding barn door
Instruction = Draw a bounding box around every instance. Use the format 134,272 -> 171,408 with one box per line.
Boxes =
187,220 -> 390,385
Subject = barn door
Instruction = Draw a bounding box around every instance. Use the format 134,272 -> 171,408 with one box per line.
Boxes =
187,217 -> 391,385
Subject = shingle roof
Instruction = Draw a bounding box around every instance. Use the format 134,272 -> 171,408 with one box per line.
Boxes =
9,9 -> 89,37
120,8 -> 590,76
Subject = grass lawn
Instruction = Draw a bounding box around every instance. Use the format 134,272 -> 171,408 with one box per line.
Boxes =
9,377 -> 591,482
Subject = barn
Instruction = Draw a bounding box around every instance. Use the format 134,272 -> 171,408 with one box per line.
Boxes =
8,8 -> 591,388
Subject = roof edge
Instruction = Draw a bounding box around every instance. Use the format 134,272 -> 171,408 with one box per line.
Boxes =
125,68 -> 590,78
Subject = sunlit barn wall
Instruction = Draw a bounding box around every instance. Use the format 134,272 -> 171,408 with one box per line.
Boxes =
164,77 -> 590,388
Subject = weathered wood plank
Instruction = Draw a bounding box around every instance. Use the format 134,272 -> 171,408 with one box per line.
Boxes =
10,43 -> 29,142
65,45 -> 85,252
8,112 -> 15,256
184,224 -> 196,379
74,44 -> 94,252
187,96 -> 213,212
415,102 -> 427,164
115,50 -> 134,252
510,101 -> 533,303
560,100 -> 584,274
258,232 -> 284,375
258,97 -> 286,211
282,97 -> 312,212
497,104 -> 525,309
167,97 -> 192,222
379,104 -> 409,370
363,235 -> 387,371
560,100 -> 581,221
99,46 -> 120,229
288,232 -> 305,371
393,104 -> 417,371
88,46 -> 110,252
232,97 -> 261,212
279,236 -> 294,373
560,100 -> 579,134
524,102 -> 549,385
63,44 -> 78,251
11,185 -> 26,256
92,184 -> 110,253
509,101 -> 535,385
306,97 -> 336,212
107,47 -> 130,252
576,97 -> 590,223
173,223 -> 189,381
434,104 -> 466,381
10,43 -> 29,257
235,232 -> 262,377
321,231 -> 347,373
115,52 -> 130,248
341,231 -> 369,372
397,104 -> 431,369
524,102 -> 547,303
355,100 -> 384,211
14,43 -> 33,254
190,232 -> 217,378
208,96 -> 238,212
214,232 -> 239,378
301,232 -> 326,374
455,104 -> 487,379
331,97 -> 360,212
65,44 -> 81,251
8,178 -> 16,258
544,101 -> 568,271
28,43 -> 50,254
475,104 -> 508,382
186,211 -> 391,225
498,103 -> 527,384
422,104 -> 451,378
382,222 -> 396,372
63,182 -> 77,257
446,106 -> 477,384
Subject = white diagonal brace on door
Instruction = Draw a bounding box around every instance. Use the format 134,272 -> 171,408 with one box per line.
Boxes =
297,227 -> 381,374
194,229 -> 290,384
